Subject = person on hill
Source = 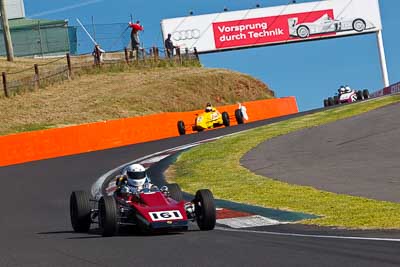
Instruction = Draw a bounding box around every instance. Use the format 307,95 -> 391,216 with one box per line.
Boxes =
92,44 -> 105,65
164,33 -> 176,58
129,20 -> 144,55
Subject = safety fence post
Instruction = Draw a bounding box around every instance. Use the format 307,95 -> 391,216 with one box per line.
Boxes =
141,48 -> 146,63
34,64 -> 40,89
176,47 -> 182,65
152,47 -> 159,62
155,47 -> 159,61
124,47 -> 130,64
2,72 -> 9,98
193,47 -> 199,61
66,53 -> 73,79
185,48 -> 189,60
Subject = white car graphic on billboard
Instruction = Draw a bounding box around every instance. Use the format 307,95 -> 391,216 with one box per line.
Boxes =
288,14 -> 375,39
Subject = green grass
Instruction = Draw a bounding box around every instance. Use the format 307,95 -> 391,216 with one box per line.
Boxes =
168,95 -> 400,229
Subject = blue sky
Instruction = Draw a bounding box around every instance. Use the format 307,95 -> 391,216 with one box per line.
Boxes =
25,0 -> 399,111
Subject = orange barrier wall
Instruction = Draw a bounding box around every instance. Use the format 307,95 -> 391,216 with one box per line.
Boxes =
0,97 -> 298,167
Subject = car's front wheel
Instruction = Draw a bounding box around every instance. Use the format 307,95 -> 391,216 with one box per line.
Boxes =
99,196 -> 118,237
194,189 -> 216,231
333,96 -> 339,105
222,112 -> 230,127
70,191 -> 91,233
327,97 -> 335,106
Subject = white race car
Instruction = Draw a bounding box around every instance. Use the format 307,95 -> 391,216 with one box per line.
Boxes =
324,88 -> 369,107
289,14 -> 375,39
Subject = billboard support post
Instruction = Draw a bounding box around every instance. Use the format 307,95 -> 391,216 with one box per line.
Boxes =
376,30 -> 389,87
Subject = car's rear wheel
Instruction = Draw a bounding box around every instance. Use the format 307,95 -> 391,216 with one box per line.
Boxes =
353,19 -> 366,32
168,183 -> 183,202
356,90 -> 363,100
70,191 -> 91,233
99,196 -> 118,237
177,120 -> 186,135
234,109 -> 244,124
363,89 -> 370,99
323,99 -> 328,107
194,189 -> 216,231
297,26 -> 310,38
222,112 -> 230,127
328,97 -> 334,106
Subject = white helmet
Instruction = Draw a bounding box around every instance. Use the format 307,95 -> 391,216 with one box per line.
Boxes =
345,85 -> 351,91
122,164 -> 148,187
205,103 -> 213,112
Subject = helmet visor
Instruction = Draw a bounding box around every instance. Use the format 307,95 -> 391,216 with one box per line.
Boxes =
127,171 -> 146,180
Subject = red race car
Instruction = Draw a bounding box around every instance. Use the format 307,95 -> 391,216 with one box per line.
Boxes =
70,184 -> 216,236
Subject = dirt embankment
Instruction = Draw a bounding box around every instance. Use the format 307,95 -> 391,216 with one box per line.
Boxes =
0,66 -> 274,135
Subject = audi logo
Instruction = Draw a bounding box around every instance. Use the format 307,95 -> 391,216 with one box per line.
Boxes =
172,29 -> 201,41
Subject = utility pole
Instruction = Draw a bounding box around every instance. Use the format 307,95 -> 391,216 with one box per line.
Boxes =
0,0 -> 14,61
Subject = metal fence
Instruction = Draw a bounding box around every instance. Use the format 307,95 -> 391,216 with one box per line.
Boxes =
1,47 -> 200,98
74,22 -> 132,55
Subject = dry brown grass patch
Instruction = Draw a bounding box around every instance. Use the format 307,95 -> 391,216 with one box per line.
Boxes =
0,66 -> 273,135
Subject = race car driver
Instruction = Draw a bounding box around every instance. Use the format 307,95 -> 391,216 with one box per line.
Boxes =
115,163 -> 156,195
205,103 -> 216,112
344,85 -> 352,93
338,85 -> 346,95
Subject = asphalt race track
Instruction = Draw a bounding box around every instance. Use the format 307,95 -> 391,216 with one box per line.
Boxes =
1,105 -> 400,266
242,102 -> 400,203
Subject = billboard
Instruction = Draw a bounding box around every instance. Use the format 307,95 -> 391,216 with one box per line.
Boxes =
161,0 -> 382,53
3,0 -> 26,19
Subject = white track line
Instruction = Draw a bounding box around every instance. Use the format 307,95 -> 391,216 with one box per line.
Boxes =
216,227 -> 400,243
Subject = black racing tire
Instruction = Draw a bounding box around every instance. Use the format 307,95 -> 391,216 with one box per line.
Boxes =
323,99 -> 328,107
99,196 -> 118,237
356,90 -> 363,100
297,25 -> 310,38
234,109 -> 244,124
70,191 -> 91,233
168,183 -> 183,202
327,97 -> 334,106
177,120 -> 186,135
222,112 -> 230,127
353,19 -> 366,32
333,96 -> 339,105
194,189 -> 216,231
363,89 -> 370,99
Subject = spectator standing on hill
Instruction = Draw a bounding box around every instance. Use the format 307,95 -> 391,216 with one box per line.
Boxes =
92,44 -> 105,65
165,33 -> 176,58
129,20 -> 144,55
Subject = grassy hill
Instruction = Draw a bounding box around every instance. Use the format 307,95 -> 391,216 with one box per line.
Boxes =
0,60 -> 274,135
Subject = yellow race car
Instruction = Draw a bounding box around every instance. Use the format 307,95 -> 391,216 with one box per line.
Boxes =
177,104 -> 246,135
